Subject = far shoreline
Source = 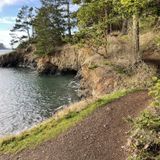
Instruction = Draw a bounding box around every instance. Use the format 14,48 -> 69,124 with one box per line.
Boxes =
0,49 -> 14,55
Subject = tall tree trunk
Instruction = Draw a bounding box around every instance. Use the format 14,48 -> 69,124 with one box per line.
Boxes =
26,25 -> 31,41
121,19 -> 128,35
109,24 -> 112,33
32,26 -> 35,38
66,1 -> 71,37
132,14 -> 140,62
105,9 -> 109,35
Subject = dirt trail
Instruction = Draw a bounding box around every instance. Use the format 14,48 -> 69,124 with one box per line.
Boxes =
0,91 -> 150,160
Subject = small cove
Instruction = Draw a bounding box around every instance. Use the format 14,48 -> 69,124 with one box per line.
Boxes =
0,51 -> 79,137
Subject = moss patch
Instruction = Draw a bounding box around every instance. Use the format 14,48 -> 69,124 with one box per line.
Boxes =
0,89 -> 137,154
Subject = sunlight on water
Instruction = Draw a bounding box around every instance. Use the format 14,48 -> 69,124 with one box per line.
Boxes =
0,67 -> 78,137
0,50 -> 13,55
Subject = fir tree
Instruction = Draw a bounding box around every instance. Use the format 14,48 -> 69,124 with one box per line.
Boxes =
33,0 -> 65,55
10,5 -> 34,46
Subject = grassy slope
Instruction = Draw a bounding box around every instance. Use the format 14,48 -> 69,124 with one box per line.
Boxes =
0,89 -> 137,154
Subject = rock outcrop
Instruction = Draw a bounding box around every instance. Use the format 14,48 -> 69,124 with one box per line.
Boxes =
0,43 -> 6,50
36,45 -> 92,73
37,58 -> 58,74
0,34 -> 158,98
0,48 -> 37,69
0,52 -> 22,67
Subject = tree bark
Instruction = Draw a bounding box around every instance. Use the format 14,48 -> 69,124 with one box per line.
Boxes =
26,28 -> 31,41
121,19 -> 128,35
66,1 -> 72,37
104,9 -> 109,35
132,14 -> 140,62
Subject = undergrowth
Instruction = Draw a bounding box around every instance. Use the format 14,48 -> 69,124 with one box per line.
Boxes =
128,78 -> 160,160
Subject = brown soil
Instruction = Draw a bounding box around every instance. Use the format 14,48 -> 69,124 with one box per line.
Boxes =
0,91 -> 150,160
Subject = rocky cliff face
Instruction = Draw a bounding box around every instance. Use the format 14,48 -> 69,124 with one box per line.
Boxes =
0,52 -> 22,67
0,35 -> 157,98
35,44 -> 157,97
0,47 -> 37,69
36,45 -> 91,74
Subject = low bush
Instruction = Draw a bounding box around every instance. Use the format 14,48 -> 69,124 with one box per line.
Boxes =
128,78 -> 160,160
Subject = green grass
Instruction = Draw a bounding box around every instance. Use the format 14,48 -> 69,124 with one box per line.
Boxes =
0,89 -> 137,154
88,64 -> 99,70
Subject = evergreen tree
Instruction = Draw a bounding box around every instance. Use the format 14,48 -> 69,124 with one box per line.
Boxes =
34,0 -> 65,55
119,0 -> 159,62
73,0 -> 160,62
119,0 -> 147,61
72,0 -> 123,56
10,5 -> 34,46
58,0 -> 77,39
60,0 -> 72,37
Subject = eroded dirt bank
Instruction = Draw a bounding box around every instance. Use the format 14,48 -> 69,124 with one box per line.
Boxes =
0,91 -> 150,160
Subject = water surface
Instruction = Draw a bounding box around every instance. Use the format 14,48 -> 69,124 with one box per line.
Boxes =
0,51 -> 78,137
0,49 -> 13,55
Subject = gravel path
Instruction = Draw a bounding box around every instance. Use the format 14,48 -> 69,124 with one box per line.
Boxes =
0,91 -> 150,160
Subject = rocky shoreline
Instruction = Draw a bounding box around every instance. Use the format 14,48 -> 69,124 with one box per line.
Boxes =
0,45 -> 91,97
0,42 -> 158,98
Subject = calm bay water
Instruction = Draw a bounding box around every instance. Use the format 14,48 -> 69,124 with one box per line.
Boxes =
0,50 -> 79,137
0,50 -> 13,55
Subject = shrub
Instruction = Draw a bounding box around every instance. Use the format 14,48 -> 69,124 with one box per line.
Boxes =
155,36 -> 160,48
128,78 -> 160,160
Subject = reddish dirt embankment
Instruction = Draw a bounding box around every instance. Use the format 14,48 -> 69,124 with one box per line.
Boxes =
0,91 -> 150,160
